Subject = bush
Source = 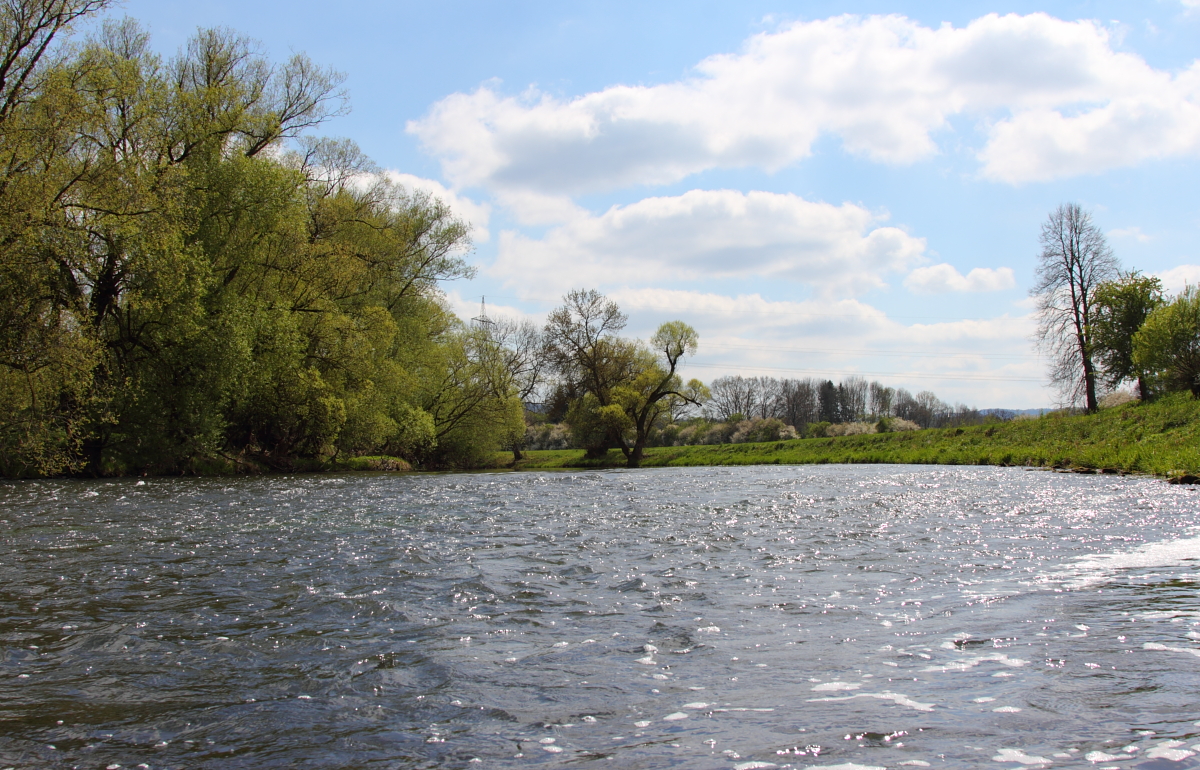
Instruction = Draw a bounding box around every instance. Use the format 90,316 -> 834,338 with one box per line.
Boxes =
826,421 -> 874,436
806,421 -> 832,438
875,417 -> 920,433
732,417 -> 798,443
526,422 -> 573,450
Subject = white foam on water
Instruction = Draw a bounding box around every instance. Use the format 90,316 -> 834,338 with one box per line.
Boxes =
973,697 -> 996,703
734,762 -> 779,770
542,745 -> 563,753
993,706 -> 1022,713
663,712 -> 688,721
1146,740 -> 1195,761
992,748 -> 1050,764
811,682 -> 861,692
1056,535 -> 1200,588
682,702 -> 710,709
924,653 -> 1029,673
633,721 -> 651,727
803,764 -> 885,770
1084,751 -> 1120,762
1143,642 -> 1200,658
899,762 -> 932,767
806,691 -> 935,712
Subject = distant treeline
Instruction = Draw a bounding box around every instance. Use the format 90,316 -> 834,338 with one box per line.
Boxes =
527,375 -> 997,452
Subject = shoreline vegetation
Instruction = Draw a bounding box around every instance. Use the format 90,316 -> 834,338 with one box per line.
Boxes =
492,394 -> 1200,482
156,392 -> 1198,483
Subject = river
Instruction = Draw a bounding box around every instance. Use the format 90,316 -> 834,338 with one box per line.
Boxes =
2,465 -> 1200,769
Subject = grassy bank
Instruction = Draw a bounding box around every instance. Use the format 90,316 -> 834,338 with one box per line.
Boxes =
499,393 -> 1200,480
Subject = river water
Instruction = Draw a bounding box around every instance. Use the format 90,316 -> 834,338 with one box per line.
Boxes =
3,466 -> 1200,770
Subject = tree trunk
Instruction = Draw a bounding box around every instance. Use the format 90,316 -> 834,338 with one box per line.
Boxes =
1083,355 -> 1099,412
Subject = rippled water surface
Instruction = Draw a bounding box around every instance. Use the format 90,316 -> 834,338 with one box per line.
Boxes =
4,465 -> 1200,769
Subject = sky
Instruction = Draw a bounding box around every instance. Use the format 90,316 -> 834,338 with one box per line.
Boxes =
103,0 -> 1200,409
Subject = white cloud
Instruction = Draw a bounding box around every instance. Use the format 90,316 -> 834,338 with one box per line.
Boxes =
1156,264 -> 1200,294
903,264 -> 1016,293
1108,226 -> 1152,242
490,189 -> 926,298
384,172 -> 492,243
600,287 -> 1044,407
409,13 -> 1200,195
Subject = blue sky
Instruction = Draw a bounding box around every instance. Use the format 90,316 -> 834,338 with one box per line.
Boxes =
107,1 -> 1200,408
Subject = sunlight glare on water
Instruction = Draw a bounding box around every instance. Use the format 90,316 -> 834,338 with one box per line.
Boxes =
2,465 -> 1200,769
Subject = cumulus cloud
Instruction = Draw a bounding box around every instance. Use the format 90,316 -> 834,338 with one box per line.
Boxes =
384,172 -> 492,243
489,190 -> 926,297
1156,264 -> 1200,294
409,13 -> 1200,196
903,264 -> 1016,293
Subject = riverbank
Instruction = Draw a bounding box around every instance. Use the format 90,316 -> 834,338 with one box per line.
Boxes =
499,393 -> 1200,480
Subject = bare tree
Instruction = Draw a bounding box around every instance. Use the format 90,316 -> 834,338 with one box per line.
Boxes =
840,376 -> 868,420
868,380 -> 893,417
753,376 -> 782,419
1031,204 -> 1120,412
706,375 -> 757,421
777,378 -> 818,428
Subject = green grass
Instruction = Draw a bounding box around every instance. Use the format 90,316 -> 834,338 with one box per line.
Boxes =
499,393 -> 1200,480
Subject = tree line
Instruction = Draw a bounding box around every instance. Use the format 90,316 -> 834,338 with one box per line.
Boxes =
1033,203 -> 1200,410
0,3 -> 713,476
0,2 -> 531,476
702,374 -> 983,429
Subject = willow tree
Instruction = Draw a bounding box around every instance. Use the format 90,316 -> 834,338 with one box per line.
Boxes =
543,290 -> 705,467
0,8 -> 518,476
1031,204 -> 1119,412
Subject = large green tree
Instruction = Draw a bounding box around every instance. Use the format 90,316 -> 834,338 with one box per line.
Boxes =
1091,271 -> 1163,401
543,289 -> 705,468
1133,287 -> 1200,398
0,5 -> 519,476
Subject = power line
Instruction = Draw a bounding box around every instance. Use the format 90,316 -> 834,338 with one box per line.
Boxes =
681,361 -> 1044,383
699,341 -> 1039,361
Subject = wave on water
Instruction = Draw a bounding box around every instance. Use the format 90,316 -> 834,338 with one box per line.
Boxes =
1051,533 -> 1200,589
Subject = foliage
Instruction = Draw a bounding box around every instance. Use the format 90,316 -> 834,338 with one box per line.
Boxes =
0,7 -> 522,476
1092,271 -> 1163,400
543,290 -> 704,467
1133,287 -> 1200,398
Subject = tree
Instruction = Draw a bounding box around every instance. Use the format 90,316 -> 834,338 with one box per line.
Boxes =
616,320 -> 707,467
0,10 -> 527,476
1031,203 -> 1119,412
707,375 -> 757,421
1133,287 -> 1200,398
543,290 -> 704,467
1092,271 -> 1163,401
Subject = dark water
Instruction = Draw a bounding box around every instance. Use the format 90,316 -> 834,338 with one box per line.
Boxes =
3,466 -> 1200,770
